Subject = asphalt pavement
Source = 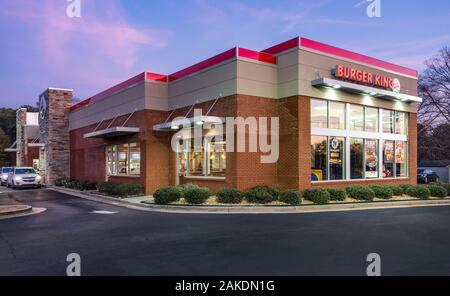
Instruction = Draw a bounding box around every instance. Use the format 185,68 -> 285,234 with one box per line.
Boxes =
2,188 -> 450,276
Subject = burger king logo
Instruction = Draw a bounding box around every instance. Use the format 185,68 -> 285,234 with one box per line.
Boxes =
391,78 -> 401,94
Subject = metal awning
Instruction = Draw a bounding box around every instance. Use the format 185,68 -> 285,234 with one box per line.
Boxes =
312,77 -> 423,103
4,141 -> 17,152
28,143 -> 45,148
83,127 -> 140,139
153,116 -> 224,131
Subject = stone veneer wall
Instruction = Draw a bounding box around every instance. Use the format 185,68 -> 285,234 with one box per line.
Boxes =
39,89 -> 73,185
15,108 -> 27,166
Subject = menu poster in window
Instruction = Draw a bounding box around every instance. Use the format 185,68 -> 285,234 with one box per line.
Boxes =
329,138 -> 341,164
384,141 -> 394,163
365,140 -> 378,178
396,142 -> 405,164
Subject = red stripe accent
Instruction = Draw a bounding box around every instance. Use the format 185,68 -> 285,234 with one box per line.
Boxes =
70,98 -> 92,112
262,37 -> 299,55
168,48 -> 237,82
238,48 -> 277,64
146,72 -> 168,82
300,37 -> 418,77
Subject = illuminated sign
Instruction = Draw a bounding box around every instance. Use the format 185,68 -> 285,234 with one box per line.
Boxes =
333,65 -> 401,93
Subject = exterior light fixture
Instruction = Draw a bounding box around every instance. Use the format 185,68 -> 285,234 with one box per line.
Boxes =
370,92 -> 377,96
333,85 -> 341,89
171,125 -> 180,130
401,98 -> 408,102
196,121 -> 204,126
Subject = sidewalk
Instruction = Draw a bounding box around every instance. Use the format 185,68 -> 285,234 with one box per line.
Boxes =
49,186 -> 450,215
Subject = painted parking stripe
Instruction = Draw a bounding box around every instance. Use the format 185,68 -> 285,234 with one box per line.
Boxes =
91,210 -> 119,215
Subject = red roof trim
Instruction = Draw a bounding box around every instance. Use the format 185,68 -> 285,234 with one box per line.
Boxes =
262,37 -> 299,55
168,48 -> 237,82
300,37 -> 418,77
146,72 -> 168,82
238,48 -> 277,64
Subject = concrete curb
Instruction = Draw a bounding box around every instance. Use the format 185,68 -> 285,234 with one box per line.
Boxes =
49,186 -> 450,215
0,205 -> 33,216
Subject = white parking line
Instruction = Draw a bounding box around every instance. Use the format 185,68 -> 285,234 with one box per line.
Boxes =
91,210 -> 119,215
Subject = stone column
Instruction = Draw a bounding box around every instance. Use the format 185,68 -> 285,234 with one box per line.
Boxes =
39,88 -> 73,185
16,108 -> 27,167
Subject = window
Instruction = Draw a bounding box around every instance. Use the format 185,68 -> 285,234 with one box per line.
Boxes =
350,105 -> 364,131
105,143 -> 141,177
129,143 -> 141,175
383,140 -> 395,178
382,110 -> 395,134
311,136 -> 327,181
396,141 -> 407,177
179,137 -> 226,178
207,139 -> 226,177
311,99 -> 328,128
329,137 -> 345,180
311,100 -> 409,182
395,112 -> 408,135
329,102 -> 346,129
365,107 -> 378,132
365,139 -> 378,178
350,138 -> 364,179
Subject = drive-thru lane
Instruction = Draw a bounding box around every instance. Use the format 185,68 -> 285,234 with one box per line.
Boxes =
1,188 -> 450,276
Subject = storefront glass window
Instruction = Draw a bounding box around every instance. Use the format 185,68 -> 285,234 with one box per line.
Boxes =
311,99 -> 328,128
311,136 -> 327,181
189,140 -> 205,176
350,105 -> 364,131
365,139 -> 378,178
383,140 -> 395,178
382,110 -> 395,134
350,138 -> 364,179
365,107 -> 378,132
329,102 -> 346,129
129,143 -> 141,175
105,143 -> 141,177
329,137 -> 345,180
396,141 -> 407,177
207,139 -> 226,177
395,112 -> 408,135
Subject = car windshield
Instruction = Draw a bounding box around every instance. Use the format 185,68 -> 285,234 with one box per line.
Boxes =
417,169 -> 425,174
2,168 -> 13,173
15,168 -> 37,175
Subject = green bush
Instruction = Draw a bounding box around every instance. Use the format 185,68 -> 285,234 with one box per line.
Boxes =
406,185 -> 431,199
184,186 -> 211,204
369,185 -> 394,200
428,185 -> 448,198
432,182 -> 450,196
216,188 -> 244,204
246,186 -> 279,204
346,186 -> 375,201
154,186 -> 183,205
303,188 -> 330,205
327,188 -> 347,201
279,190 -> 302,205
97,182 -> 143,197
400,184 -> 415,194
55,176 -> 70,187
387,185 -> 404,196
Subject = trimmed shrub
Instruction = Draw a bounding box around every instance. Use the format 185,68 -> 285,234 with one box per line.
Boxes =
327,188 -> 347,201
303,188 -> 330,205
387,185 -> 404,196
184,186 -> 211,204
428,185 -> 448,198
216,188 -> 244,204
279,190 -> 302,205
400,184 -> 415,194
55,176 -> 69,187
154,186 -> 183,205
369,185 -> 394,200
432,182 -> 450,196
406,185 -> 431,199
246,186 -> 279,204
97,182 -> 143,197
346,186 -> 375,201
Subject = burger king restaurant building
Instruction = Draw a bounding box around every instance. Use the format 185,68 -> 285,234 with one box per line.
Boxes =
34,37 -> 421,195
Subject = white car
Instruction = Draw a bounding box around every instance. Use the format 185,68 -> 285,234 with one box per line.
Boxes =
7,167 -> 42,189
1,167 -> 14,186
